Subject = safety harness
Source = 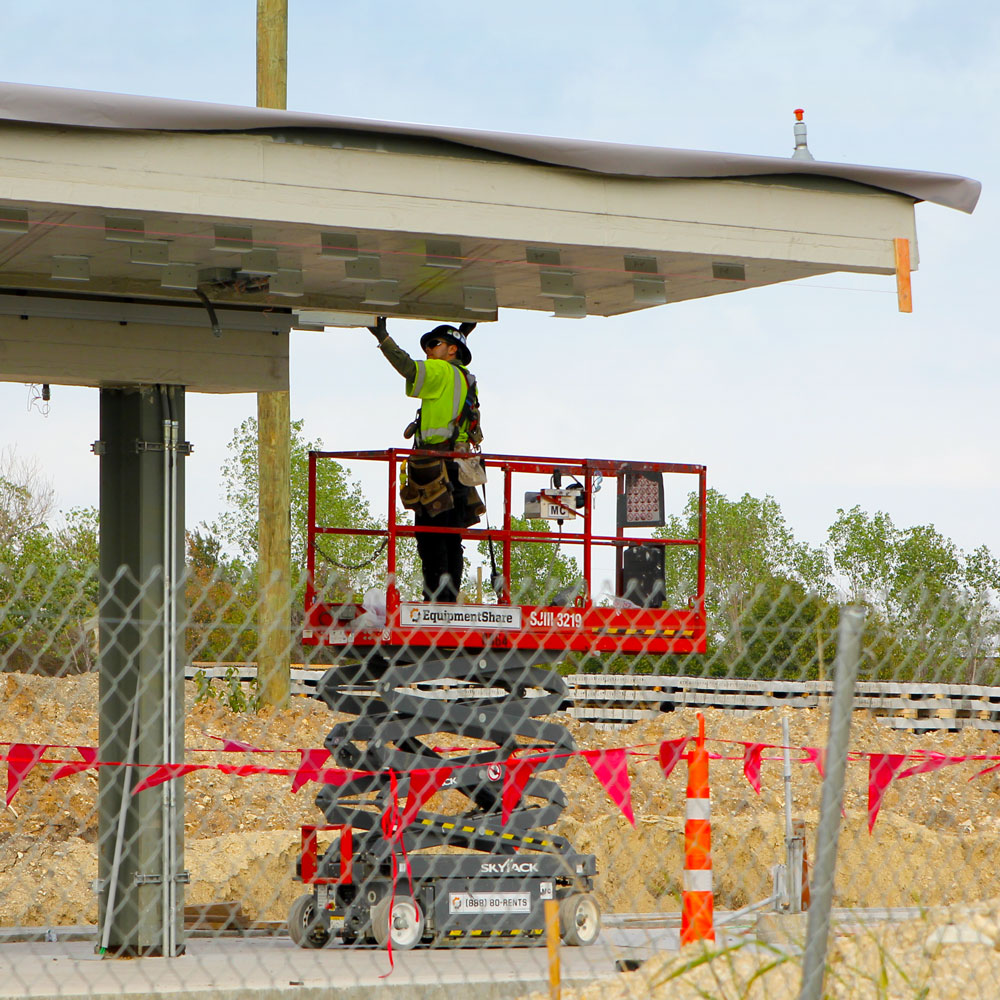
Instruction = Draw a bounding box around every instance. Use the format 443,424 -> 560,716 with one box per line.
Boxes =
400,365 -> 484,518
405,365 -> 481,450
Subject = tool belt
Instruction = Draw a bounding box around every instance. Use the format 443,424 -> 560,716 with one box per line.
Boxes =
400,453 -> 454,516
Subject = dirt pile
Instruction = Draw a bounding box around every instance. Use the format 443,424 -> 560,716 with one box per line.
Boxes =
3,673 -> 1000,926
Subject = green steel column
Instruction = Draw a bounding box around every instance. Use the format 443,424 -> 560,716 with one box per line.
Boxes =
97,385 -> 186,956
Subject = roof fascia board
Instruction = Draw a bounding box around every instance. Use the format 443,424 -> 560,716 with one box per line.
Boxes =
0,127 -> 916,273
0,81 -> 981,214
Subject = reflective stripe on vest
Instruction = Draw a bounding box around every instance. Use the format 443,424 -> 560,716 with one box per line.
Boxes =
412,360 -> 427,396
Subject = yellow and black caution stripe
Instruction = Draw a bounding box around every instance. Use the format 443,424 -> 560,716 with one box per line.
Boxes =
520,834 -> 555,847
592,627 -> 695,638
446,928 -> 545,938
416,816 -> 555,849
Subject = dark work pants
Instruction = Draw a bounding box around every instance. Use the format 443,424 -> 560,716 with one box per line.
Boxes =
415,459 -> 476,603
415,503 -> 464,603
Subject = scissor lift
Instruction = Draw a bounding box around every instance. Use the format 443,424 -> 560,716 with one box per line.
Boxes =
290,450 -> 707,950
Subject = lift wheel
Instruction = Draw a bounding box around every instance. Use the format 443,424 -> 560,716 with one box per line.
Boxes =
371,895 -> 426,950
287,892 -> 331,949
559,893 -> 601,947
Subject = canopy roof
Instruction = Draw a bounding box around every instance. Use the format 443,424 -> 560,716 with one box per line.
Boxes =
0,83 -> 980,393
0,81 -> 981,214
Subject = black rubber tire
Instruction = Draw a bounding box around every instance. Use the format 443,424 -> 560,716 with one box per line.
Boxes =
559,893 -> 601,947
370,895 -> 425,951
288,893 -> 331,949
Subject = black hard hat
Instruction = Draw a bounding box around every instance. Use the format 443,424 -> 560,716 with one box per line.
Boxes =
420,324 -> 472,365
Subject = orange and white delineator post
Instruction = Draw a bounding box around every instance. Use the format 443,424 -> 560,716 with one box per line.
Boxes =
681,712 -> 715,944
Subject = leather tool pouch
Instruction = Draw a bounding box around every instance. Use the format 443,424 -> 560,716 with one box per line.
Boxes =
463,486 -> 486,525
400,455 -> 454,515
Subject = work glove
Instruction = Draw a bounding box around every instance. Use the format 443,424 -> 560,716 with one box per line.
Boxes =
458,322 -> 477,336
368,316 -> 388,343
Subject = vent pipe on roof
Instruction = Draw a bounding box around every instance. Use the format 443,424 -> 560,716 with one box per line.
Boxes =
791,108 -> 814,161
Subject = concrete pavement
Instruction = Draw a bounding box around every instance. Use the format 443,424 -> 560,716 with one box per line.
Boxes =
0,924 -> 687,1000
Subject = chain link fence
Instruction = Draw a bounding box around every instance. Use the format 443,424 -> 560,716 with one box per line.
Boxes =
2,561 -> 1000,999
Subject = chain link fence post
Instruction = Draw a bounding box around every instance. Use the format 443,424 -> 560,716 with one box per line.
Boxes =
798,603 -> 865,1000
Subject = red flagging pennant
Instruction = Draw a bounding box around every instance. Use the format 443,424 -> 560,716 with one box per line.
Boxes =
133,764 -> 207,794
582,749 -> 635,826
211,736 -> 264,752
502,756 -> 543,823
379,770 -> 402,977
384,767 -> 414,905
742,743 -> 767,795
315,767 -> 356,786
381,770 -> 402,840
50,746 -> 99,782
291,748 -> 331,793
5,743 -> 51,806
897,753 -> 970,780
973,759 -> 1000,780
867,754 -> 909,832
657,738 -> 689,781
217,763 -> 288,778
801,747 -> 826,778
400,768 -> 453,832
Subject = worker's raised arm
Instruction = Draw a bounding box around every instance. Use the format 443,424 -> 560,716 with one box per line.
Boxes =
367,316 -> 416,381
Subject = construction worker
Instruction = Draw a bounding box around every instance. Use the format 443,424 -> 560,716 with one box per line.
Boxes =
367,317 -> 485,603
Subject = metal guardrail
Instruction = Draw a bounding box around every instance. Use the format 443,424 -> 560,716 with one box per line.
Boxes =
187,664 -> 1000,732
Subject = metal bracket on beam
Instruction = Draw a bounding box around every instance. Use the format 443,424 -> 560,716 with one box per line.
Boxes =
134,440 -> 194,456
134,871 -> 190,886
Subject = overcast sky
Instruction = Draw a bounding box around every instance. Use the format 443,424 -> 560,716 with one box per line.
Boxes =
1,1 -> 995,576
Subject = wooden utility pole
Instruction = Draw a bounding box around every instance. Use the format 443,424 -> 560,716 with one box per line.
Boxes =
256,0 -> 291,707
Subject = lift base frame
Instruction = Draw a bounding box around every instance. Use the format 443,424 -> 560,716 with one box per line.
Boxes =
297,826 -> 597,947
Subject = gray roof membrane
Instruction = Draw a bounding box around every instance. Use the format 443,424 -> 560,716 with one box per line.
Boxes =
0,81 -> 981,214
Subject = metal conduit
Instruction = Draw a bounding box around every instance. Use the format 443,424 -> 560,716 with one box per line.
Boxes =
160,389 -> 180,957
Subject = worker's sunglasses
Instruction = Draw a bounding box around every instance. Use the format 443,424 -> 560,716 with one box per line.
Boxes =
424,338 -> 444,349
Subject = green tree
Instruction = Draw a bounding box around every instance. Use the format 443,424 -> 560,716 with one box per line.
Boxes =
827,507 -> 1000,682
0,451 -> 99,674
962,546 -> 1000,683
210,417 -> 419,604
656,489 -> 831,675
827,506 -> 898,604
184,528 -> 258,664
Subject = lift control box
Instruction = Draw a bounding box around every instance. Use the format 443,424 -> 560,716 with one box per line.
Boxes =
524,487 -> 583,520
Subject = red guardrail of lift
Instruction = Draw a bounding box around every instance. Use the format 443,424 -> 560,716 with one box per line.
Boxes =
304,450 -> 707,655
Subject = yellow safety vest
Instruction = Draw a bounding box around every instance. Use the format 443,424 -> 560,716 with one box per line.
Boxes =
407,360 -> 469,446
